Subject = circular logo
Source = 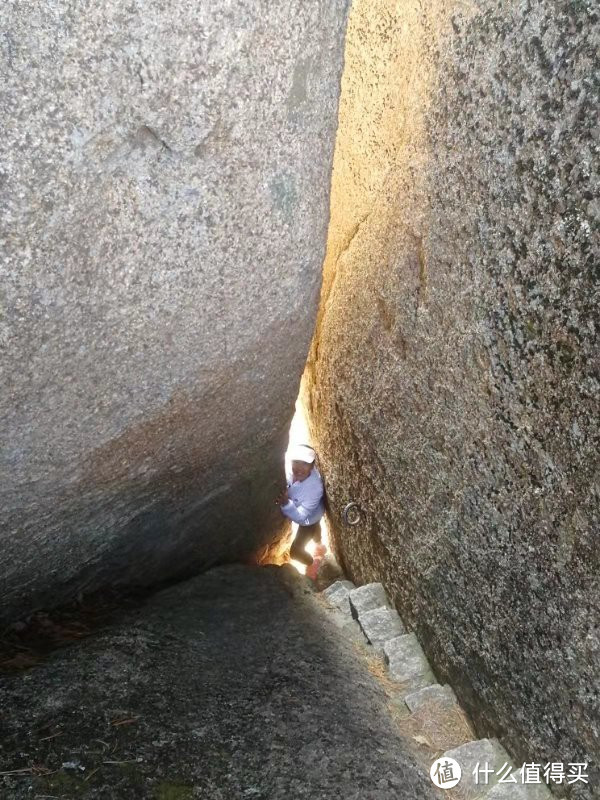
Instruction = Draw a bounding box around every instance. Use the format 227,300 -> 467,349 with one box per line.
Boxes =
430,757 -> 462,788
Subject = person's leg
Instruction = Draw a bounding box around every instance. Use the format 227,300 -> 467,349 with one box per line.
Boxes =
290,523 -> 319,566
312,521 -> 322,543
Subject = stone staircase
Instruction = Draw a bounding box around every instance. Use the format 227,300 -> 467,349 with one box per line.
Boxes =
320,580 -> 562,800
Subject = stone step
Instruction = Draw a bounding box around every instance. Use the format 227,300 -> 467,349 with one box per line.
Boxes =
441,738 -> 559,799
322,580 -> 355,613
357,606 -> 406,651
396,690 -> 475,756
440,738 -> 514,799
348,582 -> 390,619
323,582 -> 560,800
486,784 -> 552,799
326,605 -> 374,649
383,633 -> 436,693
485,786 -> 529,799
323,579 -> 356,597
404,683 -> 458,713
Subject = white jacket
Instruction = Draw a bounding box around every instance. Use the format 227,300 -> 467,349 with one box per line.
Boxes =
280,465 -> 325,526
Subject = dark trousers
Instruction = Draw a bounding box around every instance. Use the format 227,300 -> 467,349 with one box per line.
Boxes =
290,522 -> 321,566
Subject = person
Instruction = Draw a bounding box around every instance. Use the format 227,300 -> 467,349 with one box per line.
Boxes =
275,443 -> 325,567
305,542 -> 327,581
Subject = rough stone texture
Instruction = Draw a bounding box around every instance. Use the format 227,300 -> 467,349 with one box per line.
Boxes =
323,578 -> 356,596
445,739 -> 556,800
322,578 -> 356,610
485,787 -> 530,800
486,783 -> 555,800
348,581 -> 390,618
357,606 -> 406,651
0,0 -> 349,622
384,633 -> 436,692
405,683 -> 458,713
322,584 -> 353,614
302,0 -> 599,795
442,739 -> 512,799
0,564 -> 438,800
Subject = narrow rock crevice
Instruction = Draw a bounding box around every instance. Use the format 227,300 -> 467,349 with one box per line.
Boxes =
1,0 -> 597,798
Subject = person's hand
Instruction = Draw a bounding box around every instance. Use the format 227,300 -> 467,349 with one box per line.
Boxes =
275,489 -> 289,506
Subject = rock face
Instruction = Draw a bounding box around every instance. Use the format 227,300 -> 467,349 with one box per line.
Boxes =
303,0 -> 599,795
0,1 -> 349,621
0,564 -> 437,799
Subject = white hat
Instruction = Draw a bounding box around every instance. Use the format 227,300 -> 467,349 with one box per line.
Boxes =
288,443 -> 316,464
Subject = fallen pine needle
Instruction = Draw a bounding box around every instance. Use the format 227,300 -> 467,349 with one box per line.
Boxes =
84,767 -> 100,782
0,767 -> 33,776
111,717 -> 139,727
39,732 -> 62,742
102,759 -> 141,765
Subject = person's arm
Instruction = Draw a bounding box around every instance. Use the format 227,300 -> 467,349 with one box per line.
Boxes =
279,475 -> 323,525
280,497 -> 320,525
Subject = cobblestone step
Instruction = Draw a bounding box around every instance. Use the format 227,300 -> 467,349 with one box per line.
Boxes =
441,738 -> 557,799
486,773 -> 554,800
357,606 -> 406,651
320,579 -> 564,800
405,683 -> 458,712
440,738 -> 511,799
485,785 -> 529,799
348,582 -> 390,618
384,633 -> 436,693
322,579 -> 355,612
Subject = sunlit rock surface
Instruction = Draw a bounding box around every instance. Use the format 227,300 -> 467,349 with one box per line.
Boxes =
1,0 -> 348,621
303,0 -> 599,794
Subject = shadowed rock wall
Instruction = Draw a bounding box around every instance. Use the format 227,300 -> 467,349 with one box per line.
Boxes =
1,0 -> 349,621
303,0 -> 599,795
